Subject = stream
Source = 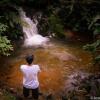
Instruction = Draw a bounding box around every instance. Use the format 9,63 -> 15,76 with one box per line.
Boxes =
0,39 -> 96,99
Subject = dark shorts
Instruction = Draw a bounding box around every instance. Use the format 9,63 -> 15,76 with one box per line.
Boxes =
23,86 -> 39,99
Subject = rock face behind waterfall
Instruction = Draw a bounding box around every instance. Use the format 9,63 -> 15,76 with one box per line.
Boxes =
19,8 -> 49,47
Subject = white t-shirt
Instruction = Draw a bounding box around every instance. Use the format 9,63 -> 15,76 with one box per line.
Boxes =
20,64 -> 41,89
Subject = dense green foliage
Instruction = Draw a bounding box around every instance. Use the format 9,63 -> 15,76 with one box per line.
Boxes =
0,1 -> 22,56
0,36 -> 13,56
83,39 -> 100,65
36,0 -> 100,39
48,14 -> 64,37
0,23 -> 13,56
0,0 -> 100,36
39,13 -> 64,38
83,39 -> 100,53
0,12 -> 22,39
0,0 -> 100,56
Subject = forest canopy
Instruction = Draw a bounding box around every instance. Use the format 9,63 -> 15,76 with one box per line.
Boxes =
0,0 -> 100,56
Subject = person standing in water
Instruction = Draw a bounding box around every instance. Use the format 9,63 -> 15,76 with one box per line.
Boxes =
20,55 -> 41,100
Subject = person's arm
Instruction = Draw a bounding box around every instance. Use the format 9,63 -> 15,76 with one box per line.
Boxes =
38,65 -> 41,72
20,65 -> 26,76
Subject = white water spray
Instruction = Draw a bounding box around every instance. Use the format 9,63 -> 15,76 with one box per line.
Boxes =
19,8 -> 49,47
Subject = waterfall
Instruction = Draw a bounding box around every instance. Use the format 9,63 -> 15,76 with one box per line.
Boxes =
19,8 -> 49,47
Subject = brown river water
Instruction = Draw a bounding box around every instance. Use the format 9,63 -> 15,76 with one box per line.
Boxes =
0,39 -> 98,99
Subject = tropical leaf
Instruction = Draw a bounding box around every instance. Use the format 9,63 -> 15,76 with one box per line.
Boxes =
0,36 -> 13,56
94,55 -> 100,64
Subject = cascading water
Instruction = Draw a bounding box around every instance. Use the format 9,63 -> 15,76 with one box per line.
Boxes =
19,8 -> 49,47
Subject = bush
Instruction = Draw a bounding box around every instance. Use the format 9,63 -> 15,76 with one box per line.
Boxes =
0,23 -> 13,56
0,36 -> 13,56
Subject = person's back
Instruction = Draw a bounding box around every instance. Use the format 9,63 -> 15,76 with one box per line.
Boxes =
20,55 -> 41,100
20,64 -> 40,89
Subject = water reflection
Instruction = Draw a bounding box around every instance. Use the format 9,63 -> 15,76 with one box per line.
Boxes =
0,40 -> 93,98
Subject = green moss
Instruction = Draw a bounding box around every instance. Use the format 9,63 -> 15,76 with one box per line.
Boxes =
1,90 -> 16,100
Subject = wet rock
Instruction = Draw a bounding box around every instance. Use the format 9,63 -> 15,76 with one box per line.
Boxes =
61,96 -> 68,100
0,91 -> 3,96
63,71 -> 100,99
50,51 -> 78,61
15,94 -> 23,100
46,93 -> 53,100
